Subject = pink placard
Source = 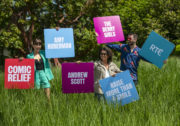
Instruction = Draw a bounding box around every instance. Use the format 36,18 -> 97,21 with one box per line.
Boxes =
93,16 -> 125,44
5,59 -> 34,89
62,62 -> 94,93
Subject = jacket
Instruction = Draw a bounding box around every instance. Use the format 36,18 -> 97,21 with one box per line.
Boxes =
27,50 -> 54,82
94,61 -> 121,94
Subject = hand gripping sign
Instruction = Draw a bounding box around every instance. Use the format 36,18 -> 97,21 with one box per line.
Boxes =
5,59 -> 34,89
44,28 -> 75,58
139,31 -> 175,68
93,16 -> 125,44
62,63 -> 94,93
99,70 -> 139,106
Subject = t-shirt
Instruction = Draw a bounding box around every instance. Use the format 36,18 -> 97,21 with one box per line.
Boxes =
35,58 -> 44,70
105,67 -> 110,78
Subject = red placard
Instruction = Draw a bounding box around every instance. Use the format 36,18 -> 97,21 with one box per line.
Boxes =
5,59 -> 35,89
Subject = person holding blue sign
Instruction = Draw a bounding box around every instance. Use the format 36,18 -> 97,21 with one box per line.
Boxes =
27,38 -> 54,101
94,46 -> 122,101
107,33 -> 166,85
106,33 -> 143,85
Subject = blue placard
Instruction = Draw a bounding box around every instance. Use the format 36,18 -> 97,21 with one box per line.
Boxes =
44,28 -> 75,58
139,31 -> 175,68
99,70 -> 139,106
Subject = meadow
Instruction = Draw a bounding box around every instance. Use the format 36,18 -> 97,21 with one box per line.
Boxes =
0,57 -> 180,126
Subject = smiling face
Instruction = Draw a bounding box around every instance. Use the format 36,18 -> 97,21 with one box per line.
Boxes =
100,50 -> 108,63
33,39 -> 42,53
127,34 -> 137,46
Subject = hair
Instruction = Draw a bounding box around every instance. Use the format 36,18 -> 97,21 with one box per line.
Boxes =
128,33 -> 138,40
33,38 -> 42,45
99,46 -> 113,64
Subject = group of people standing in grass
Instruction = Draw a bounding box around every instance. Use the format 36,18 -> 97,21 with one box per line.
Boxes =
27,32 -> 151,102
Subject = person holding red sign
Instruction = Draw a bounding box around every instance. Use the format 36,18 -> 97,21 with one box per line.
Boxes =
94,46 -> 122,101
27,38 -> 54,101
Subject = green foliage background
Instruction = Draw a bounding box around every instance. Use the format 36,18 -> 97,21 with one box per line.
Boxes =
0,0 -> 179,62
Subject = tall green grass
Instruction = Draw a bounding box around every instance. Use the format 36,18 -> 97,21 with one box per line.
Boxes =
0,57 -> 180,126
176,45 -> 180,51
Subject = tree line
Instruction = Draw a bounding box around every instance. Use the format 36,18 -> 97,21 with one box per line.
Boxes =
0,0 -> 179,64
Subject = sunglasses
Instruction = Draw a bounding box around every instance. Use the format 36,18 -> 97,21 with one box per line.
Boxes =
100,53 -> 107,56
34,42 -> 42,46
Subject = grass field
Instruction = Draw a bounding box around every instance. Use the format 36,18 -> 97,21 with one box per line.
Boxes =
176,45 -> 180,52
0,57 -> 180,126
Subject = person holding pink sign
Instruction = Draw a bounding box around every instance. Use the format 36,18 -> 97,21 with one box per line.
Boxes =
106,33 -> 145,85
94,46 -> 122,101
27,38 -> 54,101
107,33 -> 167,85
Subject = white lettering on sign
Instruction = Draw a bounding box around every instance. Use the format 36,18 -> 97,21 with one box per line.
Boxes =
104,32 -> 116,37
102,26 -> 115,32
8,66 -> 32,82
54,37 -> 64,43
68,72 -> 88,85
48,37 -> 71,49
102,21 -> 116,38
120,83 -> 133,92
106,88 -> 120,97
8,74 -> 31,82
68,72 -> 88,78
71,79 -> 85,84
116,90 -> 131,100
8,66 -> 31,74
149,44 -> 164,56
105,81 -> 133,101
110,79 -> 123,88
48,43 -> 71,49
104,21 -> 112,27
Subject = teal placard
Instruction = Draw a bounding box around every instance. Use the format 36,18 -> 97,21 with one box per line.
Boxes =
139,31 -> 175,68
